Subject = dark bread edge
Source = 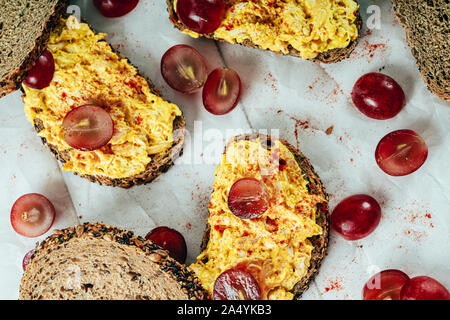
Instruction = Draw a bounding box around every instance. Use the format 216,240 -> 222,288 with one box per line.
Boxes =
199,134 -> 329,300
166,0 -> 361,63
391,1 -> 449,101
0,0 -> 70,98
19,222 -> 209,300
27,18 -> 186,188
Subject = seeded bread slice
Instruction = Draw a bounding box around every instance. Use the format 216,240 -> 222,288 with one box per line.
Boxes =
391,0 -> 449,101
199,134 -> 329,299
20,223 -> 209,300
166,0 -> 361,63
28,19 -> 186,188
0,0 -> 69,97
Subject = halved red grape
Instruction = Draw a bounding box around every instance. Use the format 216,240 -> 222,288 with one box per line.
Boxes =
11,194 -> 55,238
94,0 -> 139,18
213,268 -> 262,300
176,0 -> 225,34
400,276 -> 449,300
22,250 -> 35,271
375,129 -> 428,176
351,72 -> 405,120
23,50 -> 55,90
363,269 -> 410,300
145,226 -> 187,264
62,105 -> 114,151
203,68 -> 241,115
161,45 -> 207,94
228,178 -> 269,220
331,194 -> 381,241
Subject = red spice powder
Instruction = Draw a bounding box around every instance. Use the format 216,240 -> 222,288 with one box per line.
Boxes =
324,279 -> 342,292
352,40 -> 388,61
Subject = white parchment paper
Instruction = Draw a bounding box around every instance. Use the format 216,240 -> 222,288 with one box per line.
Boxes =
0,0 -> 448,299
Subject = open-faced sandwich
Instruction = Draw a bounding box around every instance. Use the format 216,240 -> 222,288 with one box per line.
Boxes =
392,0 -> 450,101
167,0 -> 361,63
1,1 -> 185,188
190,134 -> 329,300
19,223 -> 208,300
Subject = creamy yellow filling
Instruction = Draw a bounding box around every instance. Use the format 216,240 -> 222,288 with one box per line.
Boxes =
23,16 -> 182,179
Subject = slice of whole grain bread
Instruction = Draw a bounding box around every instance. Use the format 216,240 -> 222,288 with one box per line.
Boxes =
199,134 -> 329,299
166,0 -> 361,63
391,0 -> 449,101
29,19 -> 186,188
0,0 -> 69,97
20,223 -> 209,300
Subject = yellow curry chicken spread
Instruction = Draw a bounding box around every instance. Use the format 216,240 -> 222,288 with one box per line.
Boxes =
190,138 -> 326,300
177,0 -> 359,59
23,16 -> 182,179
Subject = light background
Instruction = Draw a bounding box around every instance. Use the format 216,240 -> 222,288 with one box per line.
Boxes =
0,0 -> 448,299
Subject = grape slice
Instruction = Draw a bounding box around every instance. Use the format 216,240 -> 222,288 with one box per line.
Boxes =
145,226 -> 187,264
363,269 -> 410,300
228,178 -> 269,220
23,50 -> 55,90
94,0 -> 139,18
375,129 -> 428,176
331,194 -> 381,241
213,268 -> 262,300
203,68 -> 241,115
62,105 -> 114,151
11,194 -> 55,238
161,44 -> 207,94
176,0 -> 226,34
400,276 -> 450,300
351,72 -> 405,120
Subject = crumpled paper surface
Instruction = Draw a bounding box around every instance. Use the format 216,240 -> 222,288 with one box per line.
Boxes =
0,0 -> 448,299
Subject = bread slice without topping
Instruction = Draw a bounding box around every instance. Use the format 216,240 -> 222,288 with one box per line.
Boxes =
391,0 -> 450,101
0,0 -> 69,97
198,134 -> 329,299
19,223 -> 209,300
15,11 -> 185,188
166,0 -> 362,63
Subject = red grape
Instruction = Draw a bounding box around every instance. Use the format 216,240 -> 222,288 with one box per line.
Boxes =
145,226 -> 187,264
11,194 -> 55,238
176,0 -> 225,34
62,105 -> 114,151
400,276 -> 449,300
213,268 -> 261,300
351,72 -> 405,120
161,45 -> 207,94
375,129 -> 428,176
363,269 -> 410,300
22,250 -> 35,271
203,68 -> 241,115
23,50 -> 55,90
94,0 -> 139,18
331,194 -> 381,241
228,178 -> 269,219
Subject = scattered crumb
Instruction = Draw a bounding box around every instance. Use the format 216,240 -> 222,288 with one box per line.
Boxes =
325,126 -> 334,135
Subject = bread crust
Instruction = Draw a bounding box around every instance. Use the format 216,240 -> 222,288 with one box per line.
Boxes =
391,0 -> 449,101
0,0 -> 70,98
166,0 -> 361,63
19,222 -> 209,300
27,21 -> 186,188
199,134 -> 329,299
